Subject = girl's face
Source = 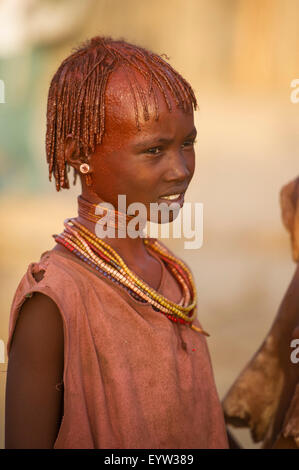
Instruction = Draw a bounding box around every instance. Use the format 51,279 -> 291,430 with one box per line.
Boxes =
83,68 -> 197,221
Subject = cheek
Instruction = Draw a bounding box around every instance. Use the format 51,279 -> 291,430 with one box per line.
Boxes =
90,158 -> 122,201
92,150 -> 125,183
187,152 -> 196,178
92,154 -> 147,201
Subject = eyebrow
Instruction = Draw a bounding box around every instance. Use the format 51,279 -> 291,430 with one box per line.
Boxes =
133,127 -> 197,150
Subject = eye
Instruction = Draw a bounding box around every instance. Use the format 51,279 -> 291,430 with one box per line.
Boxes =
181,138 -> 197,149
145,146 -> 163,156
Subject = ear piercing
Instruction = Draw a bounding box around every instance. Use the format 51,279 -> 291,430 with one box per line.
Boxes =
80,163 -> 90,174
79,163 -> 92,187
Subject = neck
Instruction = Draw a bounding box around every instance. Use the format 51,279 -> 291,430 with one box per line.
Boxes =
76,194 -> 150,263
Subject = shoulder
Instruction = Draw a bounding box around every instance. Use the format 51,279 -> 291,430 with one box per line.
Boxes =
11,247 -> 83,296
23,246 -> 97,297
12,248 -> 84,309
7,247 -> 85,357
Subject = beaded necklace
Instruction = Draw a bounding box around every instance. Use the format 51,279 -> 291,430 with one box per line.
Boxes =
53,218 -> 209,337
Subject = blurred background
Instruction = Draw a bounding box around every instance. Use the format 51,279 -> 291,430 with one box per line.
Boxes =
0,0 -> 299,449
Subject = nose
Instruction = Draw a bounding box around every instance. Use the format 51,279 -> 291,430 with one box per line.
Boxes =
163,150 -> 193,183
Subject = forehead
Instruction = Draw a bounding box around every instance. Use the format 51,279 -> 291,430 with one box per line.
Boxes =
102,66 -> 194,143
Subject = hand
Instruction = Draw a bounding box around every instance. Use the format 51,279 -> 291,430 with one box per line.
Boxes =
280,176 -> 299,262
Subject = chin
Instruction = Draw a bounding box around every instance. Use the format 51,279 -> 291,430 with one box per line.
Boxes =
148,209 -> 181,225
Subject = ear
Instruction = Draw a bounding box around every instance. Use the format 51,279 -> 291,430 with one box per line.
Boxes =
64,135 -> 83,171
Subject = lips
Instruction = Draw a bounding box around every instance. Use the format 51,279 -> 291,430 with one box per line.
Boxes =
160,193 -> 182,201
158,192 -> 185,207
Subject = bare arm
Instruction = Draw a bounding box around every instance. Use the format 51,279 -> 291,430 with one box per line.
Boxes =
5,292 -> 64,449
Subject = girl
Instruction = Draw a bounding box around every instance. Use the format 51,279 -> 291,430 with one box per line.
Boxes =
5,36 -> 229,449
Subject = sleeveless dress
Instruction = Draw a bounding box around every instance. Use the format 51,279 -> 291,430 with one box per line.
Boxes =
7,244 -> 228,449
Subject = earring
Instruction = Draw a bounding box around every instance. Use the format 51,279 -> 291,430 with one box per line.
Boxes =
79,163 -> 92,187
80,163 -> 90,174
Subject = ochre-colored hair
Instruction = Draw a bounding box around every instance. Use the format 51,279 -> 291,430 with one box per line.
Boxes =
46,36 -> 198,191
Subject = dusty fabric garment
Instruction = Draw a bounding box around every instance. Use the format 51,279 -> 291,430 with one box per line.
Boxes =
7,245 -> 228,449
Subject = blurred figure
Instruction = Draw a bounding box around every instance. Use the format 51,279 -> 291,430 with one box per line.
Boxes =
223,176 -> 299,449
281,177 -> 299,264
